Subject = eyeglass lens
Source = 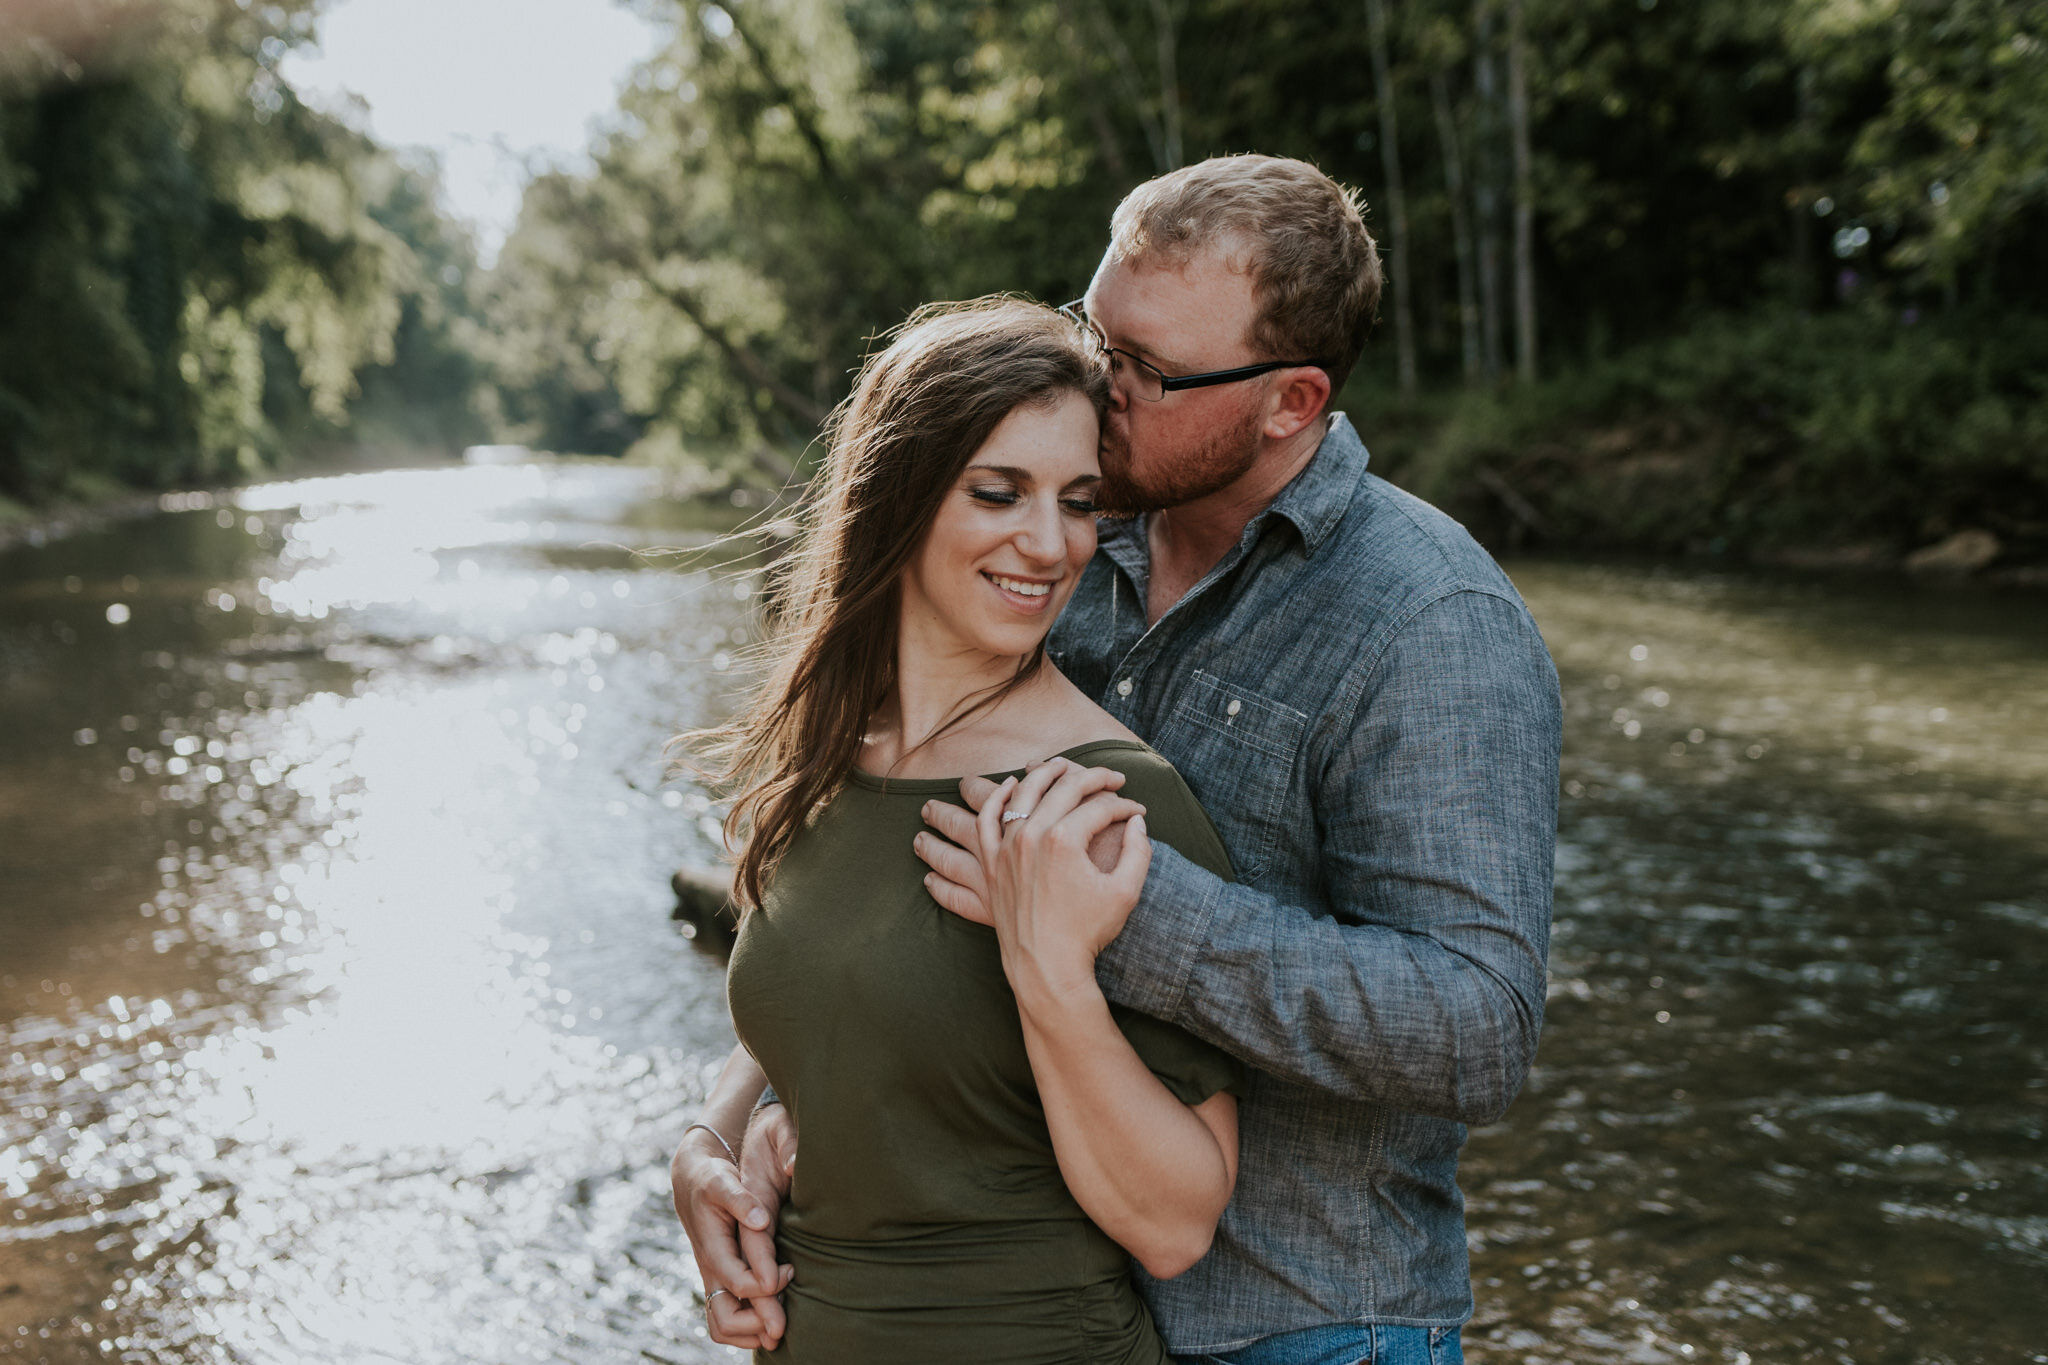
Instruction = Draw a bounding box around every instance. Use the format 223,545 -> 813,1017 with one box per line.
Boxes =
1064,300 -> 1166,402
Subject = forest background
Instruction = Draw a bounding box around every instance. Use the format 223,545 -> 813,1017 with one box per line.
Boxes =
4,0 -> 2046,570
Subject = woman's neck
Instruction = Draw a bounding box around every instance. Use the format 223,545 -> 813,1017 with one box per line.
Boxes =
867,610 -> 1047,776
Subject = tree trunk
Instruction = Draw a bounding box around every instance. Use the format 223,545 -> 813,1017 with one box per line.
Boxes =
1147,0 -> 1185,170
1430,67 -> 1481,384
1074,0 -> 1170,173
1507,0 -> 1536,382
1471,0 -> 1504,382
1052,0 -> 1131,180
1365,0 -> 1416,396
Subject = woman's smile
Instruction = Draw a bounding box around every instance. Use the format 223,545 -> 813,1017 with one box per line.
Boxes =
984,571 -> 1059,610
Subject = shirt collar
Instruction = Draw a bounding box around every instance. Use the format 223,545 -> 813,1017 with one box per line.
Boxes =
1095,411 -> 1372,573
1261,412 -> 1370,556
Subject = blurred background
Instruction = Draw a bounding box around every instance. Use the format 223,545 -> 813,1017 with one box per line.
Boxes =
0,1 -> 2043,1362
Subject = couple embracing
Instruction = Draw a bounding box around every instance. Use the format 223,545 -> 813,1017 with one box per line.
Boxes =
671,154 -> 1561,1365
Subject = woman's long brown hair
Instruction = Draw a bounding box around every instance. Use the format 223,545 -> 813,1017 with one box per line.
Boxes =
689,297 -> 1109,912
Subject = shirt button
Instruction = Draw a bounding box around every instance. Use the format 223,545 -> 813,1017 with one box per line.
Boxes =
1115,678 -> 1134,698
1226,698 -> 1242,717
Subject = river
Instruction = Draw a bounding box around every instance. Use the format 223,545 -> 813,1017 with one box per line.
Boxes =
1,462 -> 2042,1365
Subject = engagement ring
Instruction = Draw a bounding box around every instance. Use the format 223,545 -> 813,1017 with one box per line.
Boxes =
1001,811 -> 1029,824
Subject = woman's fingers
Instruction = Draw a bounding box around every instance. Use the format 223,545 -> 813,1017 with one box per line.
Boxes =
677,1155 -> 777,1298
705,1287 -> 775,1350
741,1104 -> 797,1200
1003,757 -> 1073,821
737,1224 -> 789,1341
1022,762 -> 1132,832
977,775 -> 1017,863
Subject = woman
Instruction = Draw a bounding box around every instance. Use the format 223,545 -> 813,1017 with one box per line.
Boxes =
683,297 -> 1240,1364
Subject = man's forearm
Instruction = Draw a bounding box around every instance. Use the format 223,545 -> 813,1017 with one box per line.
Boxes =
1097,845 -> 1545,1122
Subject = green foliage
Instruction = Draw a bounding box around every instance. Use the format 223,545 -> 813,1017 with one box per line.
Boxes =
1378,307 -> 2048,554
0,0 -> 482,502
6,0 -> 2046,556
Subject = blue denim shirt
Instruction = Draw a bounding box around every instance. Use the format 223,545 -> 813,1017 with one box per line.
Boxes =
1047,414 -> 1561,1354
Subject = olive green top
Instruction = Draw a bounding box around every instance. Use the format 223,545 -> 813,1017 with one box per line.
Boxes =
726,740 -> 1242,1365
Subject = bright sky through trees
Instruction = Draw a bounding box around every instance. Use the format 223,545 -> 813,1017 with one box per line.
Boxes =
281,0 -> 660,261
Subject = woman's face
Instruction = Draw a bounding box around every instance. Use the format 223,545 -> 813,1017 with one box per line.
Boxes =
899,390 -> 1103,662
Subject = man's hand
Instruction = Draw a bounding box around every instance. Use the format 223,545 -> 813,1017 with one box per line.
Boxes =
670,1116 -> 795,1351
916,761 -> 1143,925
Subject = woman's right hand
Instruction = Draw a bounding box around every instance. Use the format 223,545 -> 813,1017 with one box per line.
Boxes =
672,1113 -> 796,1350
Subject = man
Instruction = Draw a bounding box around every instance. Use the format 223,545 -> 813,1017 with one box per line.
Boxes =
673,154 -> 1560,1363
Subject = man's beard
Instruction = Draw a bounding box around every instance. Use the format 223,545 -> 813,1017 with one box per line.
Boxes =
1095,402 -> 1266,518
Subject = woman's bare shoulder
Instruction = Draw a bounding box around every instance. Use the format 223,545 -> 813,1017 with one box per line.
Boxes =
1034,666 -> 1140,752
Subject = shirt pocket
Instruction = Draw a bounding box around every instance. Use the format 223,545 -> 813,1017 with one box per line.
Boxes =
1162,670 -> 1307,882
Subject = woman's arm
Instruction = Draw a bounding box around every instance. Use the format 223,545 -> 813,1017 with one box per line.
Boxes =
975,763 -> 1239,1277
670,1044 -> 793,1349
1020,988 -> 1239,1276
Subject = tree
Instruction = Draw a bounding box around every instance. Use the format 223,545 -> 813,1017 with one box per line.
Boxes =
0,0 -> 467,499
1365,0 -> 1417,396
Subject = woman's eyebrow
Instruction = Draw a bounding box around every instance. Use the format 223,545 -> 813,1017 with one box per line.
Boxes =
964,464 -> 1033,481
1064,473 -> 1103,487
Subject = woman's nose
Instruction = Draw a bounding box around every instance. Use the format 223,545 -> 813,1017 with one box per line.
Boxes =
1014,501 -> 1065,564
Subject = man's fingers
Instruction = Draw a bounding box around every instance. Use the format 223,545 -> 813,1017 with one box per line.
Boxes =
958,775 -> 1000,811
922,798 -> 981,849
1109,811 -> 1153,899
924,870 -> 995,926
1085,816 -> 1127,874
914,822 -> 986,891
738,1222 -> 786,1302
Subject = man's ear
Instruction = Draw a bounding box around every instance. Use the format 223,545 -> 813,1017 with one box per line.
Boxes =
1263,366 -> 1333,441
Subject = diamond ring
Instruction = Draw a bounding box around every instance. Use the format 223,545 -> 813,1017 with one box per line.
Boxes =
1001,811 -> 1029,824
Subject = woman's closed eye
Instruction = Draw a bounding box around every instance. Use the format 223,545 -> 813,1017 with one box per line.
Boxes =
966,486 -> 1098,516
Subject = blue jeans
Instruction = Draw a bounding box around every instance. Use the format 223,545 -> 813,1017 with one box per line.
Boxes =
1180,1323 -> 1464,1365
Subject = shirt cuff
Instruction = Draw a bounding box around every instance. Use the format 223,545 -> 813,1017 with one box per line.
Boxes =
1094,840 -> 1223,1022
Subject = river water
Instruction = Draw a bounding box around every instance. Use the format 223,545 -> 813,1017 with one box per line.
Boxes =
1,462 -> 2041,1365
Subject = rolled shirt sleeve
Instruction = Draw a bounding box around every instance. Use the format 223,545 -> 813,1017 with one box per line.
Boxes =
1095,588 -> 1561,1126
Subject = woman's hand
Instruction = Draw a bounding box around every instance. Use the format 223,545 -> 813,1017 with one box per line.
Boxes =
673,1125 -> 793,1350
670,1048 -> 796,1351
974,758 -> 1151,1005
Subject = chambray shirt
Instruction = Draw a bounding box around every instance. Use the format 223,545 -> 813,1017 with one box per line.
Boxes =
1048,414 -> 1561,1353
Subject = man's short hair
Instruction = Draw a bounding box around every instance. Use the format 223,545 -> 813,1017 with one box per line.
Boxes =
1107,154 -> 1382,394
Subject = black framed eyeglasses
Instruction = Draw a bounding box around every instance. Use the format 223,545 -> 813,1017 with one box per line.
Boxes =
1058,298 -> 1328,403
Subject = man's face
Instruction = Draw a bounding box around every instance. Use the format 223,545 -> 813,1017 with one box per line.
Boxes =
1082,246 -> 1275,516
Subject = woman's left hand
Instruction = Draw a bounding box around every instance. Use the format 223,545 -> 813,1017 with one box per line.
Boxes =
974,758 -> 1150,1005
